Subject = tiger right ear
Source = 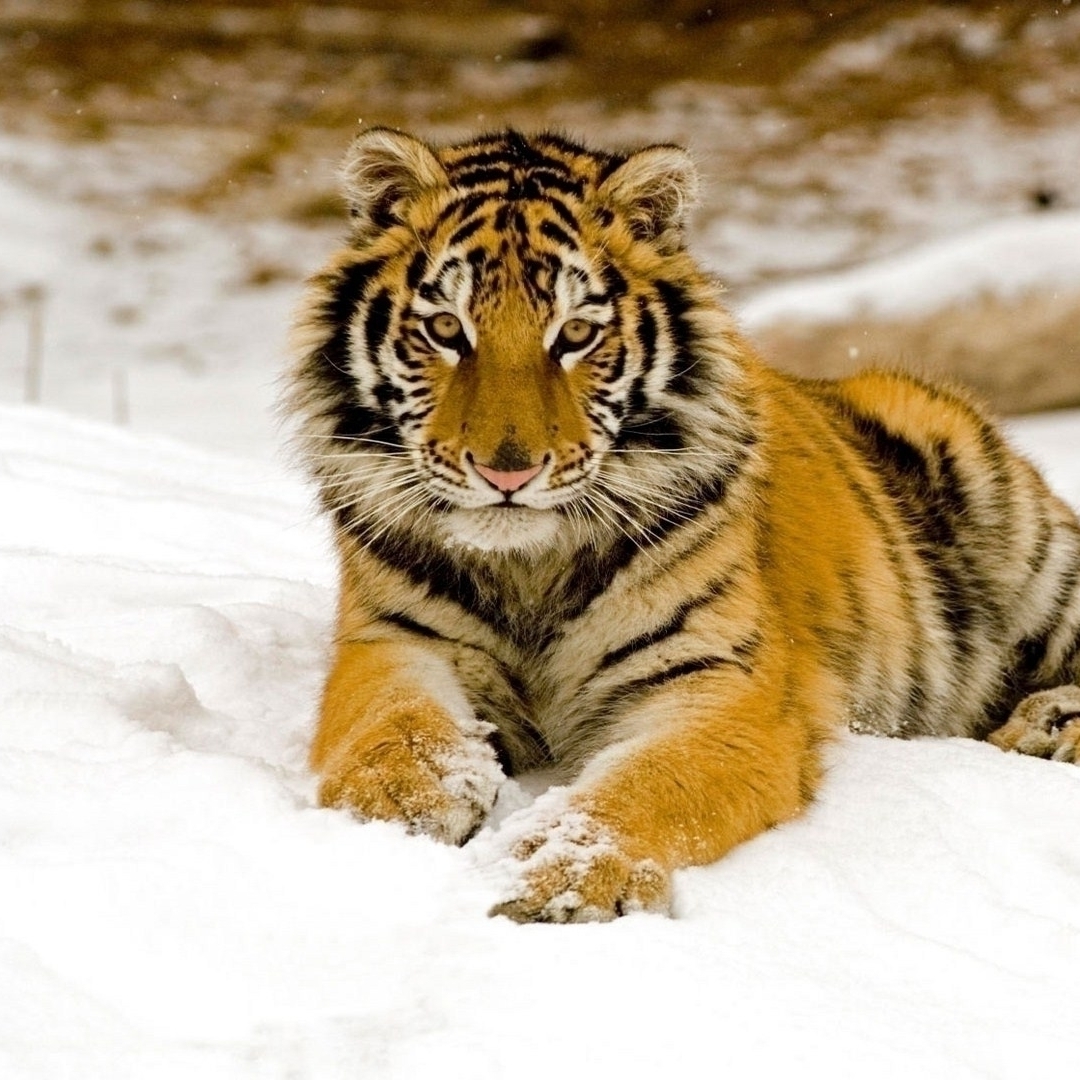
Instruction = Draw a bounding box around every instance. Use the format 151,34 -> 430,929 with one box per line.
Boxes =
597,144 -> 700,250
341,128 -> 449,229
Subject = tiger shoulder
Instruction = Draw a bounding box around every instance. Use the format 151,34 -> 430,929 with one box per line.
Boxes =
283,127 -> 1080,923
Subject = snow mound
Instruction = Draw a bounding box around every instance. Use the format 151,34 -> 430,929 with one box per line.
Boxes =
3,404 -> 1080,1078
738,210 -> 1080,328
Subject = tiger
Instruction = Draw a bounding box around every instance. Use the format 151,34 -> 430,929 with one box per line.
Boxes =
283,127 -> 1080,923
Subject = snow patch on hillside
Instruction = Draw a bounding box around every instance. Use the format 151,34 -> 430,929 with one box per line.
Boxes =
737,210 -> 1080,328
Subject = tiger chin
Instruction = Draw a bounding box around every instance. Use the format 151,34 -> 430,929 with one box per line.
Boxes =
283,126 -> 1080,923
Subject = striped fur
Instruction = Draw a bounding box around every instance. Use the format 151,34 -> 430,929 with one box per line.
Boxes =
283,129 -> 1080,922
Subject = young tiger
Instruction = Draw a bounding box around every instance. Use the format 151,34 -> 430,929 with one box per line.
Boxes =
284,127 -> 1080,923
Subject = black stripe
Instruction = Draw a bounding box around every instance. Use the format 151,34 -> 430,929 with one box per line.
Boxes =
381,610 -> 442,640
1059,624 -> 1080,678
934,442 -> 968,542
613,656 -> 737,700
636,297 -> 658,372
448,215 -> 486,247
615,409 -> 686,452
396,404 -> 435,426
446,192 -> 492,222
372,379 -> 405,407
1012,549 -> 1080,680
316,260 -> 383,387
494,202 -> 513,233
330,401 -> 397,443
654,280 -> 701,396
1025,514 -> 1054,585
320,260 -> 382,324
600,613 -> 686,671
731,632 -> 762,670
598,574 -> 736,671
343,515 -> 557,651
842,408 -> 989,657
523,172 -> 584,199
595,152 -> 628,185
544,196 -> 580,231
535,131 -> 600,160
854,416 -> 932,491
454,167 -> 509,188
405,249 -> 428,291
540,220 -> 576,248
311,259 -> 399,442
602,263 -> 627,296
449,150 -> 525,173
364,288 -> 393,361
609,343 -> 627,383
394,337 -> 426,371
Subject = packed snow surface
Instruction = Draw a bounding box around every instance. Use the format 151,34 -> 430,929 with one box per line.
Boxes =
3,403 -> 1080,1079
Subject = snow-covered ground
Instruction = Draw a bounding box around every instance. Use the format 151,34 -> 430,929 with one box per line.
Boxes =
3,401 -> 1080,1079
4,129 -> 1080,1078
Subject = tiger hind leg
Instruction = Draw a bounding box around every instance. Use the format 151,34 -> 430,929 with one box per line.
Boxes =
987,686 -> 1080,763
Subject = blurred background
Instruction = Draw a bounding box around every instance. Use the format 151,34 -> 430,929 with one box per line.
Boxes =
1,0 -> 1078,457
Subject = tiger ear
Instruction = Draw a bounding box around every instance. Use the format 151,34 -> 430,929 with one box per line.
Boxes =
341,127 -> 449,229
597,144 -> 700,250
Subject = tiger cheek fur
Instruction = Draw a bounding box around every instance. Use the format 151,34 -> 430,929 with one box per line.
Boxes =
283,127 -> 1080,923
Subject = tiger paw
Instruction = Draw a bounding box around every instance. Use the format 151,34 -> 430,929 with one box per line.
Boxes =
988,686 -> 1080,763
481,791 -> 671,923
317,703 -> 505,846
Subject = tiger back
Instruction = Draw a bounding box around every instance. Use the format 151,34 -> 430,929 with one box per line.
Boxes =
284,128 -> 1080,922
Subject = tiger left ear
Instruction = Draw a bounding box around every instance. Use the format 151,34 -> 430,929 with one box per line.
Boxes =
596,144 -> 700,250
341,127 -> 449,230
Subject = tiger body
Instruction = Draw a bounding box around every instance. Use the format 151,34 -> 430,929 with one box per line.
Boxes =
285,128 -> 1080,922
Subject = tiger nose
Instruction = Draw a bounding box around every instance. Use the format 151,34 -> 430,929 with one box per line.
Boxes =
472,461 -> 544,493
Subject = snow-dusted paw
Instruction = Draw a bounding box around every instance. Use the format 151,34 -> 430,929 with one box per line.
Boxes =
318,707 -> 504,846
479,790 -> 671,923
988,686 -> 1080,763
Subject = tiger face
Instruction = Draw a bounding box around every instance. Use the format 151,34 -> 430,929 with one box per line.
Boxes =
398,192 -> 611,549
289,129 -> 753,554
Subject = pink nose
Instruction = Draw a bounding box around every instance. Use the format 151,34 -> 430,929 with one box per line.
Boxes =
473,461 -> 544,493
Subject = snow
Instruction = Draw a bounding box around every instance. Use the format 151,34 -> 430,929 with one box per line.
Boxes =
0,133 -> 329,459
4,130 -> 1080,1078
5,405 -> 1080,1078
738,210 -> 1080,329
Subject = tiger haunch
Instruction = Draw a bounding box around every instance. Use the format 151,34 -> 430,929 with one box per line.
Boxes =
283,128 -> 1080,923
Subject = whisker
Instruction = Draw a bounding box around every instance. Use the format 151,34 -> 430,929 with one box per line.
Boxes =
581,488 -> 667,572
363,490 -> 437,547
595,472 -> 699,515
602,447 -> 716,457
301,434 -> 408,451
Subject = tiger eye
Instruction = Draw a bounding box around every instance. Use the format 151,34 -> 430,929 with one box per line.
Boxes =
427,313 -> 463,344
560,319 -> 596,347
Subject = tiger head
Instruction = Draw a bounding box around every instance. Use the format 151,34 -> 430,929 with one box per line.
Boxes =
288,129 -> 754,554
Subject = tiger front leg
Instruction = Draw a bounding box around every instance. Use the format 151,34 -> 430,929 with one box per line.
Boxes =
987,685 -> 1080,763
312,640 -> 505,845
485,667 -> 828,922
